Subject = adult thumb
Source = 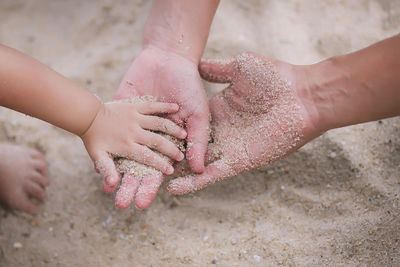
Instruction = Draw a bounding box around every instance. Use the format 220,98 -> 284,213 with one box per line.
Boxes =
199,58 -> 235,83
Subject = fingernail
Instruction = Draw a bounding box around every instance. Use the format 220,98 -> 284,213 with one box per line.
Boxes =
106,176 -> 115,186
167,165 -> 174,175
177,152 -> 185,161
180,130 -> 187,139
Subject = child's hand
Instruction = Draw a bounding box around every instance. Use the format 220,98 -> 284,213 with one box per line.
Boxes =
81,101 -> 187,189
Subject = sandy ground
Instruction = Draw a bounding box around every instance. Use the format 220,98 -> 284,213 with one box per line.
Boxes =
0,0 -> 399,266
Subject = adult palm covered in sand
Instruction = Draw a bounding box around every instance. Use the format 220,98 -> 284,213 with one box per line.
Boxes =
168,52 -> 318,194
169,35 -> 400,194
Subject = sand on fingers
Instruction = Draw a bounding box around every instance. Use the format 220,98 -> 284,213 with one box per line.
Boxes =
0,0 -> 399,266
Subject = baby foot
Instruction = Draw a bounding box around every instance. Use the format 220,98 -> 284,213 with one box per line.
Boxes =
0,143 -> 48,214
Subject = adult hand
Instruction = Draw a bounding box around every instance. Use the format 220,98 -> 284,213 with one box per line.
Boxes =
109,46 -> 209,209
169,35 -> 400,194
168,52 -> 321,194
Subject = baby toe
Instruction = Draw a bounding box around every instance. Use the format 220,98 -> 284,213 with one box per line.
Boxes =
32,162 -> 48,178
11,193 -> 37,214
31,171 -> 49,187
25,181 -> 46,201
29,148 -> 42,157
22,200 -> 38,214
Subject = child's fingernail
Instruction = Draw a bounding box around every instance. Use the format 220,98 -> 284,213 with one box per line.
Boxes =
180,130 -> 187,138
106,175 -> 116,186
167,165 -> 174,175
106,177 -> 113,186
177,152 -> 184,161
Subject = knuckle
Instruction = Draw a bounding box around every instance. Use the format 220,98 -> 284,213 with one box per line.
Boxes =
151,141 -> 160,149
154,136 -> 165,147
161,122 -> 171,132
142,149 -> 155,162
172,125 -> 182,135
129,112 -> 139,122
129,125 -> 141,136
148,102 -> 157,109
155,118 -> 165,129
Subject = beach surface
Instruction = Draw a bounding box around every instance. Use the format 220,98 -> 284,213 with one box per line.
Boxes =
0,0 -> 399,266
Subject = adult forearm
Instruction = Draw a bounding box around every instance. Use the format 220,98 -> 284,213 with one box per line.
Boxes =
0,45 -> 101,136
143,0 -> 219,64
307,34 -> 400,131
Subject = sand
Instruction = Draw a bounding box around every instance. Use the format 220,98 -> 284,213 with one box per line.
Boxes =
169,53 -> 306,194
0,0 -> 399,266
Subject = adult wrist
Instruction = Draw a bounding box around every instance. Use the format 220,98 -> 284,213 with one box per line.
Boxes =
141,42 -> 200,68
303,57 -> 345,133
143,36 -> 201,64
142,0 -> 218,65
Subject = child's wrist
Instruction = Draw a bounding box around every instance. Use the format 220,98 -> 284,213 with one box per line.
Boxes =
77,96 -> 103,138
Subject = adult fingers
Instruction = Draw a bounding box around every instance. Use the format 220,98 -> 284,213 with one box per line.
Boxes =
185,114 -> 209,173
199,59 -> 235,83
171,139 -> 220,176
135,174 -> 164,210
115,173 -> 140,209
167,159 -> 232,195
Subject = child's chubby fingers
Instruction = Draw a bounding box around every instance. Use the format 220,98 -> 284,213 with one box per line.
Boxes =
102,181 -> 118,194
136,130 -> 184,162
136,102 -> 179,115
138,114 -> 187,139
94,152 -> 121,190
123,143 -> 174,175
